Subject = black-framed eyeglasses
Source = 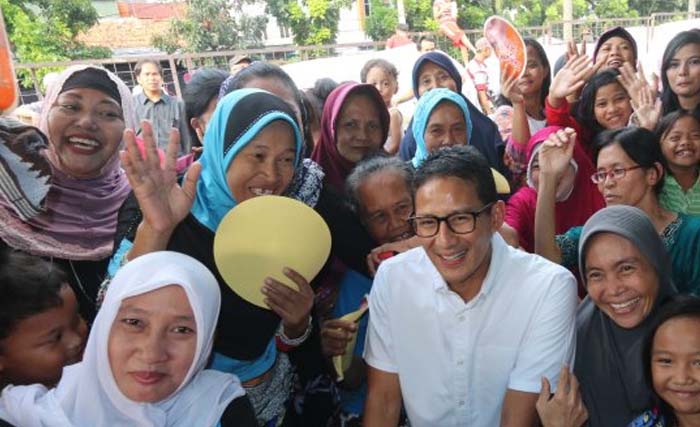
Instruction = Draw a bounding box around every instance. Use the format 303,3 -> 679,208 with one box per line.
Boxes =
590,165 -> 643,184
408,202 -> 494,238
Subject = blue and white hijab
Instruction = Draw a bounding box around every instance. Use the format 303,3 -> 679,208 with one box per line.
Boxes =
190,88 -> 307,232
411,88 -> 473,168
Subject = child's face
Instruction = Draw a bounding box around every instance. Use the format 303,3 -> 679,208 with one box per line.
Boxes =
652,316 -> 700,417
0,285 -> 87,387
593,82 -> 632,130
366,66 -> 398,106
661,115 -> 700,170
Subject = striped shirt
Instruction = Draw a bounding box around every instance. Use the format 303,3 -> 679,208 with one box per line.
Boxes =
660,174 -> 700,215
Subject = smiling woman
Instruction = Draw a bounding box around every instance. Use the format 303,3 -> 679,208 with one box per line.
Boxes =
0,251 -> 257,427
114,88 -> 316,425
310,82 -> 389,194
574,205 -> 678,427
0,65 -> 135,322
534,127 -> 700,295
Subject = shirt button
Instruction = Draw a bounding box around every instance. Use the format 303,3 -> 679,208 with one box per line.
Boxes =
458,400 -> 465,406
458,315 -> 465,322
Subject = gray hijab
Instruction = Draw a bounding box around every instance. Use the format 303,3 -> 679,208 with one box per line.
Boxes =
574,205 -> 677,427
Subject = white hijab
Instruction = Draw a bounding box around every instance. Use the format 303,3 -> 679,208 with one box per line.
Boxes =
0,251 -> 245,427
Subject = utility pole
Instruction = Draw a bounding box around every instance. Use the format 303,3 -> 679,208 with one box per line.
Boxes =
397,0 -> 406,24
690,0 -> 697,19
563,0 -> 573,41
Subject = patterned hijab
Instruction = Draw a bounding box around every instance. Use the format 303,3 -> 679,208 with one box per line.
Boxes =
0,65 -> 134,260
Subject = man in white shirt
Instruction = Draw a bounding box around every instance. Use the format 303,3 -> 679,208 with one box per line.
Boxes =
363,145 -> 578,427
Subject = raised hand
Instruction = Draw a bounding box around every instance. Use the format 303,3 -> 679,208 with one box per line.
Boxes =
263,267 -> 315,338
536,366 -> 588,427
500,71 -> 524,105
548,55 -> 603,104
120,121 -> 201,234
634,84 -> 662,131
566,39 -> 587,60
538,128 -> 577,181
617,62 -> 651,109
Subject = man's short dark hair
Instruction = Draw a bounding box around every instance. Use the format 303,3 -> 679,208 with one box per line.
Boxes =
0,250 -> 68,345
134,59 -> 163,77
413,145 -> 497,206
418,34 -> 436,44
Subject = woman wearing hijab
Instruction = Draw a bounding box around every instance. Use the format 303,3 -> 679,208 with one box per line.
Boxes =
505,126 -> 604,253
410,87 -> 473,167
0,65 -> 134,321
535,126 -> 700,295
410,88 -> 510,195
575,205 -> 678,427
0,251 -> 255,427
592,26 -> 638,71
113,88 -> 316,425
397,51 -> 509,178
310,82 -> 389,194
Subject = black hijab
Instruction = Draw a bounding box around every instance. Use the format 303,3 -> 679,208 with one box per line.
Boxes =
574,205 -> 677,427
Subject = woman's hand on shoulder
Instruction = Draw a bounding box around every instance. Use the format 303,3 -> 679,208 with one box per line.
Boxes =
366,235 -> 421,276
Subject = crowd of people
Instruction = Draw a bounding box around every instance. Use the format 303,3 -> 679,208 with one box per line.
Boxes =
0,22 -> 699,427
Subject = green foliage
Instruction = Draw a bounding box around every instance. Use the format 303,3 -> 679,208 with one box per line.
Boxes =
594,0 -> 638,18
544,0 -> 589,22
152,0 -> 267,54
403,0 -> 436,31
267,0 -> 351,51
364,0 -> 398,42
627,0 -> 685,17
457,3 -> 490,29
1,0 -> 109,87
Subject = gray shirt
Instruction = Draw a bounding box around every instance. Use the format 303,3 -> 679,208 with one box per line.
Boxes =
132,92 -> 191,154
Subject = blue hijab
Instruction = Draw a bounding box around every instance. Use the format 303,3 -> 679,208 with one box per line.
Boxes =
191,88 -> 303,232
411,88 -> 473,167
399,53 -> 509,179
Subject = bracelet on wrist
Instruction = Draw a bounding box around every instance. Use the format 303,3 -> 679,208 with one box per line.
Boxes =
276,316 -> 312,348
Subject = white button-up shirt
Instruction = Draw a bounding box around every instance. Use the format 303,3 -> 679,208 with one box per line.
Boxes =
364,233 -> 578,427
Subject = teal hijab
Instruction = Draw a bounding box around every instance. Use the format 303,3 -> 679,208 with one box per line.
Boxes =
411,87 -> 473,168
190,88 -> 303,232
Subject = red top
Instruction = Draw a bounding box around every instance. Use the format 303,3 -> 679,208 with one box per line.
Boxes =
544,97 -> 594,162
386,34 -> 413,49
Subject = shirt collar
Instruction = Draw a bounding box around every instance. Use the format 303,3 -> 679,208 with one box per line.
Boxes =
138,91 -> 170,105
666,174 -> 700,193
428,233 -> 504,298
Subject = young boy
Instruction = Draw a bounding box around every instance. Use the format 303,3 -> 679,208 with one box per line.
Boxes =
360,58 -> 404,154
0,249 -> 87,388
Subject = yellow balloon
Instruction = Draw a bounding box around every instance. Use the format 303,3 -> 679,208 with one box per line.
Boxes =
214,195 -> 332,309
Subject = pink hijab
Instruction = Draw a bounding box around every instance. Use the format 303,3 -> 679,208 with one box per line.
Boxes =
505,126 -> 604,252
310,82 -> 389,193
0,65 -> 135,260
